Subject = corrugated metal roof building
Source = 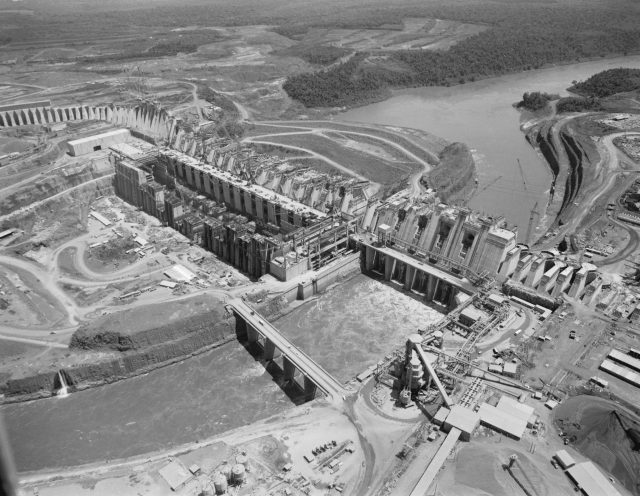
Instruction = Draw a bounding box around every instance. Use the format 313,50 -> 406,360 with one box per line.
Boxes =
478,403 -> 527,440
566,462 -> 621,496
600,359 -> 640,388
443,405 -> 480,441
554,449 -> 576,469
608,349 -> 640,373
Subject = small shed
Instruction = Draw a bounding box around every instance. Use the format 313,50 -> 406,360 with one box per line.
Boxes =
503,362 -> 518,377
158,460 -> 193,491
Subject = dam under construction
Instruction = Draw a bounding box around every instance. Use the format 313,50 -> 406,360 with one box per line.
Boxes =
4,48 -> 640,496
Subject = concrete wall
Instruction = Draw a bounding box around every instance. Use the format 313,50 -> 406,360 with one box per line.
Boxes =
0,102 -> 177,143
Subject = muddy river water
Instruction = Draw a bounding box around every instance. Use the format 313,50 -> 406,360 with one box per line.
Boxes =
6,56 -> 640,473
340,55 -> 640,236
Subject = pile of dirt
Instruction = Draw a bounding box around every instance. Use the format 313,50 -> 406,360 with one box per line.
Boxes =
555,395 -> 640,495
70,294 -> 232,351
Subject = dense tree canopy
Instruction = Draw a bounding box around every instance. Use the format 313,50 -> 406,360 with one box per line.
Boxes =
517,92 -> 555,111
283,5 -> 640,107
570,68 -> 640,98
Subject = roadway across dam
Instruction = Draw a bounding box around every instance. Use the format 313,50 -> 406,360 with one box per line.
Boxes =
228,299 -> 347,402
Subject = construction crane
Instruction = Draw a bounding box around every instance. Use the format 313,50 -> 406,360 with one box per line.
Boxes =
475,175 -> 503,196
525,201 -> 539,246
517,158 -> 528,191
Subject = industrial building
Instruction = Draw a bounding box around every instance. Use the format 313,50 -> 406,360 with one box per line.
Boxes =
554,450 -> 576,469
441,405 -> 480,442
607,348 -> 640,373
600,359 -> 640,388
361,191 -> 518,277
111,142 -> 358,280
566,462 -> 621,496
68,129 -> 131,156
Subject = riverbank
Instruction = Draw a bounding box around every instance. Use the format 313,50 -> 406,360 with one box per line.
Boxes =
339,54 -> 640,236
0,292 -> 236,403
1,330 -> 236,405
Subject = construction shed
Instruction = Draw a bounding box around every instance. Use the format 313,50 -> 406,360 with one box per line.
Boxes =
442,405 -> 480,441
554,449 -> 576,469
566,462 -> 621,496
67,129 -> 130,156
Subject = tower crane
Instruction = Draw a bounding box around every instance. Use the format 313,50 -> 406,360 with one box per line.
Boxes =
517,158 -> 528,191
475,175 -> 503,196
525,201 -> 539,246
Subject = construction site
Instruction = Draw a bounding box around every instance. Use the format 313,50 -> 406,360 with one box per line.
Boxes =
2,10 -> 640,496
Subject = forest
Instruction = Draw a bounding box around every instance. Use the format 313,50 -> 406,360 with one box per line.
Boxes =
283,4 -> 640,107
556,97 -> 602,113
569,68 -> 640,98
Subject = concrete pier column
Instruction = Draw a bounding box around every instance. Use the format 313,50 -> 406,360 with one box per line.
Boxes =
384,256 -> 395,281
426,275 -> 438,302
447,288 -> 458,311
552,266 -> 574,297
234,313 -> 248,341
304,376 -> 317,401
283,356 -> 297,381
246,325 -> 259,343
263,339 -> 281,361
404,266 -> 416,291
365,246 -> 375,271
568,268 -> 587,298
525,257 -> 545,289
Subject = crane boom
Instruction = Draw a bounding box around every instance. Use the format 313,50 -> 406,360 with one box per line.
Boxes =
476,175 -> 503,195
517,158 -> 528,191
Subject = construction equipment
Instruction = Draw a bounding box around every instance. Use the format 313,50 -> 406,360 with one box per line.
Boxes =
475,175 -> 503,196
517,158 -> 528,191
525,201 -> 539,246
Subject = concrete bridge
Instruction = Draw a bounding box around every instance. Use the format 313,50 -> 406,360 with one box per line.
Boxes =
227,299 -> 346,402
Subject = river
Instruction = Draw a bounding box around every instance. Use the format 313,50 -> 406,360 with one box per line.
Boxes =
1,342 -> 296,472
339,55 -> 640,237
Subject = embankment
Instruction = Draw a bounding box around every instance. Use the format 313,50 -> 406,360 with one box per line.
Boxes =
526,122 -> 594,230
423,142 -> 476,204
0,295 -> 235,403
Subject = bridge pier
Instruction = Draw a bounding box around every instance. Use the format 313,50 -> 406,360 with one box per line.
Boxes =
230,301 -> 345,403
263,339 -> 281,361
426,275 -> 438,302
304,376 -> 318,401
246,325 -> 259,343
234,313 -> 248,341
283,356 -> 297,381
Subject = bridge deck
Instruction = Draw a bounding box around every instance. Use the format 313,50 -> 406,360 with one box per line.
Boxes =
229,299 -> 346,400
